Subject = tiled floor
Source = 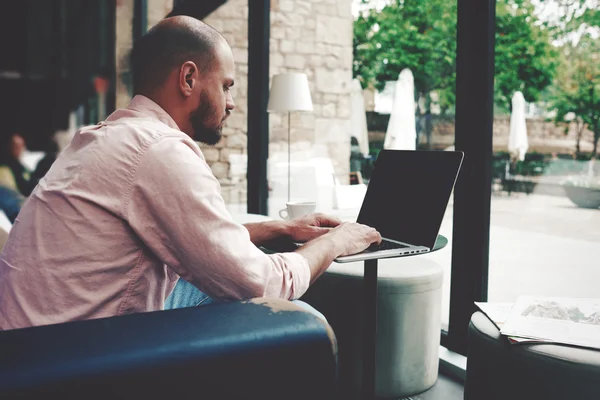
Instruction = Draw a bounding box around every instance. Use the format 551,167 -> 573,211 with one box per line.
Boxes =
400,373 -> 464,400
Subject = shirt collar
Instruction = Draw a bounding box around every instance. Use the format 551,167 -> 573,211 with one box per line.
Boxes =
106,95 -> 180,131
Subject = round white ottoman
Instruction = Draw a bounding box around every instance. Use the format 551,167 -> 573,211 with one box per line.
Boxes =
302,257 -> 443,399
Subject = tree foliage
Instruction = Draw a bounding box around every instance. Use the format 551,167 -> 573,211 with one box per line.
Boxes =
353,0 -> 558,113
536,0 -> 600,38
353,0 -> 456,113
494,1 -> 558,109
548,35 -> 600,157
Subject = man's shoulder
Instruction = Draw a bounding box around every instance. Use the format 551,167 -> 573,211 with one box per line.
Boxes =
107,116 -> 187,142
100,117 -> 198,160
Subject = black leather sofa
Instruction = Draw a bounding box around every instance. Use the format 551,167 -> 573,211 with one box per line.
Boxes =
0,298 -> 338,399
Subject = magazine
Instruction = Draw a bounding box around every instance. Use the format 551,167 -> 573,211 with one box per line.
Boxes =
474,302 -> 514,329
499,296 -> 600,350
474,301 -> 551,344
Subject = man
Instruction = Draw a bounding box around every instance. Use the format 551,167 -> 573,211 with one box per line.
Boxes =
0,16 -> 381,330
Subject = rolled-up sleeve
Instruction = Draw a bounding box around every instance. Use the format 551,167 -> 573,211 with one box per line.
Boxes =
125,136 -> 311,301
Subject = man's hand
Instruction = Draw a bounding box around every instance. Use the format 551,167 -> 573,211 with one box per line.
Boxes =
295,221 -> 381,284
323,222 -> 382,256
284,213 -> 342,243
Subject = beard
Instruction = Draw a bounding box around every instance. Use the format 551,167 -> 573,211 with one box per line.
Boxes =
191,92 -> 224,146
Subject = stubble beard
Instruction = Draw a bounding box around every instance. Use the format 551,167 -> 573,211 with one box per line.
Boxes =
191,93 -> 224,146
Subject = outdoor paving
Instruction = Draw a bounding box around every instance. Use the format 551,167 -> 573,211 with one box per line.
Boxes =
228,190 -> 600,328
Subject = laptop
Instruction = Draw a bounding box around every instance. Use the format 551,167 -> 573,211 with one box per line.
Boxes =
334,149 -> 464,263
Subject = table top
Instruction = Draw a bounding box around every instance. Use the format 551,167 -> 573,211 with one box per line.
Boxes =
432,234 -> 448,253
325,235 -> 447,288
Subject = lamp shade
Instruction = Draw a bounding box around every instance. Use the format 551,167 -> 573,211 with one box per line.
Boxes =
267,73 -> 313,112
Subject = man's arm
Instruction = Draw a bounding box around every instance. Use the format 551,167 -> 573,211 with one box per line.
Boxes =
127,137 -> 314,301
127,137 -> 380,301
243,214 -> 342,247
295,222 -> 381,284
243,221 -> 290,246
245,219 -> 381,284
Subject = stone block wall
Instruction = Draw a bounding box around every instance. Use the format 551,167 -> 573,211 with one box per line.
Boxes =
368,114 -> 596,154
204,0 -> 355,203
269,0 -> 354,186
115,0 -> 135,110
115,0 -> 173,110
203,1 -> 249,204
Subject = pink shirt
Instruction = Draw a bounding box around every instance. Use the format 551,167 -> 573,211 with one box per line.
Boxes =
0,95 -> 310,330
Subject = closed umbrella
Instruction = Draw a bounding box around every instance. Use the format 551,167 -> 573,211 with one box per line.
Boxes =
508,91 -> 529,162
350,79 -> 370,157
384,68 -> 416,150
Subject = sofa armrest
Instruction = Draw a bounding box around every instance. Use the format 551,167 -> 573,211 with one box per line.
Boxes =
0,298 -> 338,400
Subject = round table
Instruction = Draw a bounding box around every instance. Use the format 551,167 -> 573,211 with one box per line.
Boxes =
239,212 -> 448,399
359,235 -> 447,400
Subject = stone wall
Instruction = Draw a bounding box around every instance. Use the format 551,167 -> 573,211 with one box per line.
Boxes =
269,0 -> 354,181
203,0 -> 355,203
115,0 -> 173,110
368,113 -> 596,155
203,1 -> 249,204
492,116 -> 595,154
115,0 -> 135,110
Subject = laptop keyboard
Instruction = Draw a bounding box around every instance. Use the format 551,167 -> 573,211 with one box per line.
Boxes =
364,239 -> 409,253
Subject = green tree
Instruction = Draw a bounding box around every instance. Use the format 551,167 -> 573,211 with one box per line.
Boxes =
537,0 -> 600,37
548,35 -> 600,157
353,0 -> 456,114
494,1 -> 558,110
353,0 -> 558,113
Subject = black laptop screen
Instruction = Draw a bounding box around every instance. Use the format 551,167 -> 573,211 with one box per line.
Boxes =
356,150 -> 463,249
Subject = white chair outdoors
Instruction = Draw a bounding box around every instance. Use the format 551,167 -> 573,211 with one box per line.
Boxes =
309,157 -> 367,210
333,177 -> 367,210
268,157 -> 367,215
268,159 -> 327,214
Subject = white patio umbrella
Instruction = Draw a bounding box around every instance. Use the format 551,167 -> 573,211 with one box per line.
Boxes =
383,68 -> 416,150
508,91 -> 529,162
349,79 -> 370,156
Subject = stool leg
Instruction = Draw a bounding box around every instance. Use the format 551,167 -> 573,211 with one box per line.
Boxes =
362,259 -> 378,400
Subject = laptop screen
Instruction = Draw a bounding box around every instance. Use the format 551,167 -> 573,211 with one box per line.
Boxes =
357,150 -> 463,249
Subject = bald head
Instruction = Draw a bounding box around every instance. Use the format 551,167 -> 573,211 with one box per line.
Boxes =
131,16 -> 225,95
129,16 -> 236,143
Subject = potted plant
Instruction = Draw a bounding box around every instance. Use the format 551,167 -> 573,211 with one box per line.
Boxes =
563,169 -> 600,209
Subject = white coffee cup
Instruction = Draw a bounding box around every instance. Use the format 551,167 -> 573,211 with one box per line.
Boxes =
279,201 -> 317,220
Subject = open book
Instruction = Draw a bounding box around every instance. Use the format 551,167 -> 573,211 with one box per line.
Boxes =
476,297 -> 600,349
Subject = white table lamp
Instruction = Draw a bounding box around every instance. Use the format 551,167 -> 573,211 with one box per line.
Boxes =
267,73 -> 313,201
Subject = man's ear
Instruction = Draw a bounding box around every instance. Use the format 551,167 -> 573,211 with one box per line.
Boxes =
179,61 -> 198,97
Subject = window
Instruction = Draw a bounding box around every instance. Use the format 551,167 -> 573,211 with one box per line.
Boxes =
488,1 -> 600,303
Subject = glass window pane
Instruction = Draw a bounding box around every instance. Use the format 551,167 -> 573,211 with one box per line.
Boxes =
353,0 -> 457,331
489,1 -> 600,303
